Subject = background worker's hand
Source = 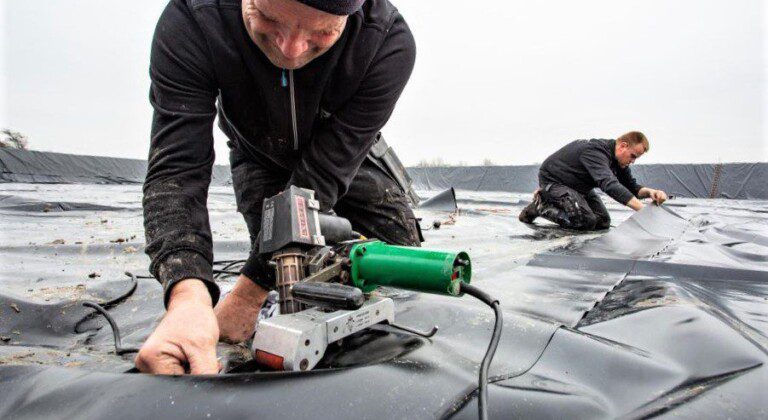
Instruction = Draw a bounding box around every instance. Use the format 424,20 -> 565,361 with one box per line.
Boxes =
135,279 -> 219,375
215,275 -> 268,344
649,189 -> 668,205
627,197 -> 645,211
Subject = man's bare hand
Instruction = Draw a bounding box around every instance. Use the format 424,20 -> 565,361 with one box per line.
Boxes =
649,189 -> 668,205
627,197 -> 645,211
215,275 -> 268,344
135,279 -> 219,375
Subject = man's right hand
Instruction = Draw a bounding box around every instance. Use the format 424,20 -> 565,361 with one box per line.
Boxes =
627,197 -> 645,212
135,279 -> 219,375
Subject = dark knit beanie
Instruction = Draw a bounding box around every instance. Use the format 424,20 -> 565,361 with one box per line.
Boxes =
296,0 -> 365,15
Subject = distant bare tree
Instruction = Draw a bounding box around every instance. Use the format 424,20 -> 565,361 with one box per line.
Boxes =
416,157 -> 447,167
482,158 -> 495,166
0,129 -> 29,150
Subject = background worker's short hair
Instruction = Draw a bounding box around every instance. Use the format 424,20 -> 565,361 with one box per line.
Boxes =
617,131 -> 650,152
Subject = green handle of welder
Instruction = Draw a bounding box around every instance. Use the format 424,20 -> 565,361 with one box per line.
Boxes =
348,241 -> 471,296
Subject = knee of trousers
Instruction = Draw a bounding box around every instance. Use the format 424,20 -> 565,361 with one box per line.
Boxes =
561,201 -> 597,230
595,214 -> 611,230
575,213 -> 599,231
560,195 -> 597,230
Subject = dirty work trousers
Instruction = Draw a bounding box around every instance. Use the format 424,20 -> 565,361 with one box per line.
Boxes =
230,153 -> 422,291
538,183 -> 611,231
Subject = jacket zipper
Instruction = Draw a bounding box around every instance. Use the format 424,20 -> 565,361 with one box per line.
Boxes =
282,69 -> 299,151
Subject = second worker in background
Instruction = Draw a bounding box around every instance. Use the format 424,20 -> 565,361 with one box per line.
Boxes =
519,131 -> 668,230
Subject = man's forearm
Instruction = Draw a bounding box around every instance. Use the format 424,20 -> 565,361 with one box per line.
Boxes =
143,149 -> 218,306
215,275 -> 270,344
168,278 -> 213,310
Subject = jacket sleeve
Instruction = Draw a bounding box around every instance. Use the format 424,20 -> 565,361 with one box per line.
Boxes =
143,0 -> 220,307
579,147 -> 635,205
617,166 -> 643,197
287,15 -> 416,210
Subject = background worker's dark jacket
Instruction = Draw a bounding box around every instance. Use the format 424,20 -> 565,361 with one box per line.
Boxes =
143,0 -> 416,304
539,139 -> 643,205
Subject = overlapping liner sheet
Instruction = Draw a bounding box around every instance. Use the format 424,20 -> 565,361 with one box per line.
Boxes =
0,184 -> 766,419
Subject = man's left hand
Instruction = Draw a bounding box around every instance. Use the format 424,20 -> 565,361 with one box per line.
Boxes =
215,275 -> 269,343
649,189 -> 668,205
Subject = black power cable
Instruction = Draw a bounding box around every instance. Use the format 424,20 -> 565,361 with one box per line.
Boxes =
213,269 -> 242,276
460,283 -> 503,420
213,260 -> 247,280
82,301 -> 139,355
79,272 -> 141,355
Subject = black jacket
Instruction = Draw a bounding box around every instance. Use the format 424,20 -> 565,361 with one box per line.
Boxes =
143,0 -> 415,304
539,139 -> 642,205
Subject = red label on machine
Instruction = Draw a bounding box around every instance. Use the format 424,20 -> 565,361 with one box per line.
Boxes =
295,195 -> 310,240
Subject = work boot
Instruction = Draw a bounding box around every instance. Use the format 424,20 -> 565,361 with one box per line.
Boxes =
518,190 -> 541,223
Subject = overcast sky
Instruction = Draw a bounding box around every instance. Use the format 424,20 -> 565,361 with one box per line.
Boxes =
2,0 -> 766,165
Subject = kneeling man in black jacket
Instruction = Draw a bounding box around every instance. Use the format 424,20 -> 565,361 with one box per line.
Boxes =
137,0 -> 420,375
519,131 -> 668,230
